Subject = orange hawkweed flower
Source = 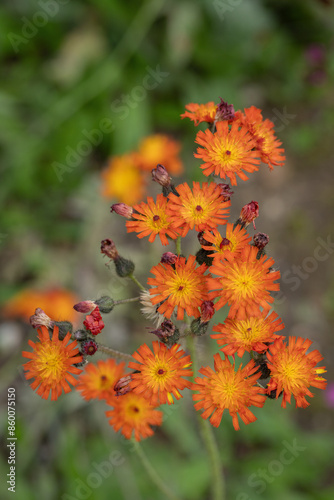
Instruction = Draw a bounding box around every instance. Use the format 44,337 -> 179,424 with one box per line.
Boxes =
266,336 -> 327,408
192,353 -> 266,430
207,245 -> 280,319
148,254 -> 209,320
22,326 -> 82,401
106,391 -> 163,441
101,153 -> 145,205
201,223 -> 251,262
235,106 -> 285,170
76,359 -> 126,401
181,102 -> 217,126
167,182 -> 230,237
194,121 -> 260,185
212,311 -> 285,358
129,341 -> 193,405
126,194 -> 178,246
136,134 -> 183,175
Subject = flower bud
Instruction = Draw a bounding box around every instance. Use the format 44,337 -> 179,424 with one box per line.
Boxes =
215,98 -> 235,122
114,256 -> 135,277
190,318 -> 209,336
83,307 -> 104,336
239,201 -> 259,229
53,320 -> 73,339
29,308 -> 53,329
200,301 -> 215,323
114,375 -> 132,396
197,231 -> 211,247
161,252 -> 178,265
253,232 -> 269,251
101,239 -> 119,260
217,183 -> 234,202
110,203 -> 133,218
95,296 -> 114,314
151,319 -> 180,346
74,330 -> 88,341
195,248 -> 213,267
152,164 -> 171,188
81,339 -> 98,356
73,300 -> 96,313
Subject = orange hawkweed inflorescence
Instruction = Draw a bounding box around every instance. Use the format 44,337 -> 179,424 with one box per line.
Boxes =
22,98 -> 326,449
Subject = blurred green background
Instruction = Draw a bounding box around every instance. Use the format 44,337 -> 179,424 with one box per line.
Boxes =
1,0 -> 334,499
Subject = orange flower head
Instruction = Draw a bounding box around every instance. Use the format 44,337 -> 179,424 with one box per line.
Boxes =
3,287 -> 79,324
76,359 -> 126,401
235,106 -> 285,170
22,326 -> 83,401
126,194 -> 178,246
101,153 -> 145,205
129,341 -> 193,405
192,353 -> 266,430
166,182 -> 230,237
266,336 -> 327,408
136,134 -> 183,175
148,254 -> 209,320
201,223 -> 251,262
212,311 -> 285,358
181,102 -> 217,126
207,245 -> 280,319
106,391 -> 163,441
194,121 -> 260,185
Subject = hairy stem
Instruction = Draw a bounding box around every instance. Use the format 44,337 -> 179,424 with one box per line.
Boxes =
128,274 -> 146,291
98,344 -> 133,362
187,335 -> 225,500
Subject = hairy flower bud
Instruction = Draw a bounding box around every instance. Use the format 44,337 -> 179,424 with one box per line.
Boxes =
200,300 -> 215,323
29,308 -> 53,329
191,318 -> 209,336
253,232 -> 269,251
151,319 -> 180,346
215,98 -> 235,122
114,256 -> 135,277
110,203 -> 133,218
95,296 -> 114,314
152,164 -> 171,187
53,320 -> 73,339
74,330 -> 88,341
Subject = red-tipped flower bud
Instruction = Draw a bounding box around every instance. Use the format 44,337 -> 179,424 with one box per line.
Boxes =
81,339 -> 98,356
29,308 -> 53,329
200,300 -> 215,323
240,201 -> 259,229
253,232 -> 269,251
152,164 -> 171,187
83,306 -> 105,336
101,238 -> 119,260
151,319 -> 180,345
197,231 -> 211,247
217,183 -> 234,202
73,300 -> 96,313
161,252 -> 178,265
110,203 -> 133,218
215,98 -> 235,122
114,375 -> 132,396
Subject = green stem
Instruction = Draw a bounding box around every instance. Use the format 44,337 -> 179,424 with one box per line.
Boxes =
98,344 -> 133,362
128,274 -> 146,291
175,236 -> 182,255
187,335 -> 225,500
131,438 -> 183,500
114,296 -> 141,305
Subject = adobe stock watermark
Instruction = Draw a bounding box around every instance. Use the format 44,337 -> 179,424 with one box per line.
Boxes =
236,439 -> 306,499
111,65 -> 170,121
275,235 -> 334,305
213,0 -> 243,20
270,107 -> 296,132
7,0 -> 70,54
52,118 -> 115,182
61,450 -> 125,500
